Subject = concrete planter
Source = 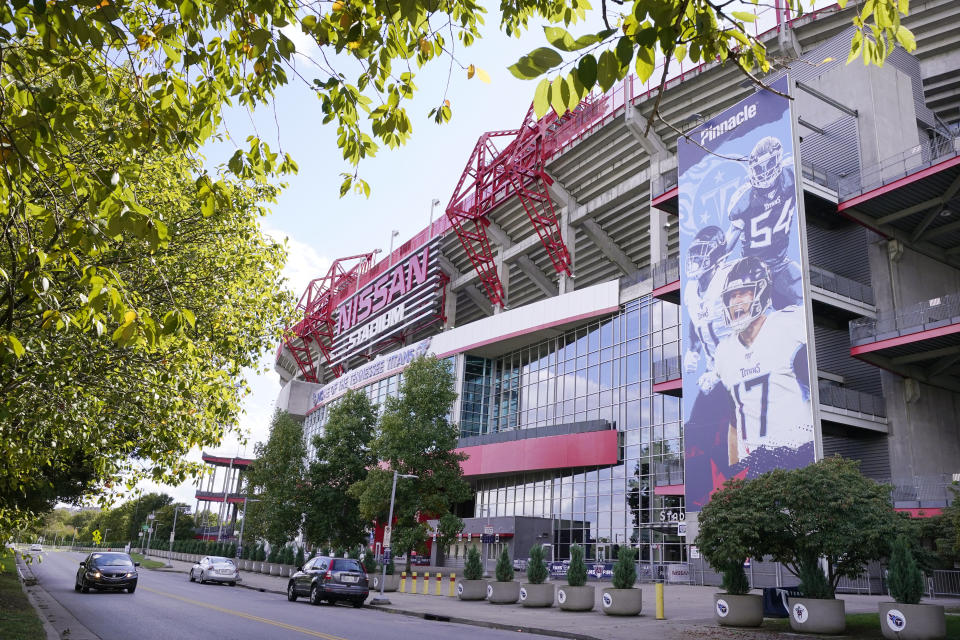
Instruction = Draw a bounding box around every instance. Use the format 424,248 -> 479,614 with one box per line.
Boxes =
260,562 -> 273,574
714,593 -> 763,627
879,602 -> 946,640
270,564 -> 282,576
601,588 -> 642,616
558,585 -> 595,611
457,579 -> 488,601
487,581 -> 520,604
788,597 -> 846,634
520,583 -> 555,608
372,574 -> 400,592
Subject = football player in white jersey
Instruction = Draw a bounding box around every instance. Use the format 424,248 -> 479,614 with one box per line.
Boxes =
682,226 -> 737,482
725,136 -> 803,310
714,257 -> 814,470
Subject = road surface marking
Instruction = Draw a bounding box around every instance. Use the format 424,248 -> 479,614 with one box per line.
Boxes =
141,586 -> 349,640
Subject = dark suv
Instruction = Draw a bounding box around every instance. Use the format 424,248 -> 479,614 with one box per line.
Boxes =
287,556 -> 368,607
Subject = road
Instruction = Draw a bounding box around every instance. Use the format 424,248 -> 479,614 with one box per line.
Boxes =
31,550 -> 552,640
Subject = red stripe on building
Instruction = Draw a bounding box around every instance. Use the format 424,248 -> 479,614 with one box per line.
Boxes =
457,430 -> 619,477
653,378 -> 682,394
651,187 -> 678,211
850,322 -> 960,355
651,280 -> 680,299
894,507 -> 943,518
654,484 -> 685,496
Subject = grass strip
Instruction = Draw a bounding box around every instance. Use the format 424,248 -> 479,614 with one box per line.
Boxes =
0,553 -> 46,640
129,552 -> 166,570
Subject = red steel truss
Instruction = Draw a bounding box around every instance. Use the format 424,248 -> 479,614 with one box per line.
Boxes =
283,252 -> 377,382
446,102 -> 582,307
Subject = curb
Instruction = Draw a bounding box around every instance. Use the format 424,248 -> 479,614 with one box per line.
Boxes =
367,604 -> 605,640
15,553 -> 100,640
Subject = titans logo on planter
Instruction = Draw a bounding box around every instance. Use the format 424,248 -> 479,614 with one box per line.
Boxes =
678,76 -> 815,512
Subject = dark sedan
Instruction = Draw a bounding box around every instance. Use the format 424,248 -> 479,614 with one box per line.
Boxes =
75,552 -> 139,593
286,556 -> 368,607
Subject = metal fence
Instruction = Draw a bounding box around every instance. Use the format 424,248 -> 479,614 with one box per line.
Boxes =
651,256 -> 680,290
808,265 -> 875,306
931,570 -> 960,597
850,291 -> 960,346
838,135 -> 960,201
653,355 -> 682,385
885,474 -> 958,506
817,379 -> 886,418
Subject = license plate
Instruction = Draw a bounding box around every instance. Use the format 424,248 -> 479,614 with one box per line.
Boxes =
218,569 -> 233,575
341,575 -> 358,583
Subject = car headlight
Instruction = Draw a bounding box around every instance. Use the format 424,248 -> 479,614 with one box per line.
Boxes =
87,571 -> 101,579
126,572 -> 135,578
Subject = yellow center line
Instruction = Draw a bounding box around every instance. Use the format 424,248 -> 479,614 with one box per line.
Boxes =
141,586 -> 349,640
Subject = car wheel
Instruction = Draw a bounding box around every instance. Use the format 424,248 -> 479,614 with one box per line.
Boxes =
127,584 -> 136,594
74,578 -> 81,592
352,598 -> 364,608
189,570 -> 195,582
287,583 -> 297,602
310,584 -> 322,606
199,571 -> 206,585
229,582 -> 236,587
80,577 -> 90,594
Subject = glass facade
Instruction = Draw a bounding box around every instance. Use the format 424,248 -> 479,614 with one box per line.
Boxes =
469,296 -> 687,563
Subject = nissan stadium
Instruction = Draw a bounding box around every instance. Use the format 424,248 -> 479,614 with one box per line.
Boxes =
274,0 -> 960,587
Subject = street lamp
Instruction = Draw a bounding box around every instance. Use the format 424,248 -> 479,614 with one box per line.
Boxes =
370,471 -> 417,606
236,497 -> 260,560
102,528 -> 110,548
166,506 -> 191,567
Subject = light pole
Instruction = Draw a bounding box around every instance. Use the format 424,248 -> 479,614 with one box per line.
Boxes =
102,528 -> 110,548
387,230 -> 399,266
167,506 -> 191,567
370,471 -> 417,606
145,512 -> 156,556
429,198 -> 441,235
236,497 -> 260,560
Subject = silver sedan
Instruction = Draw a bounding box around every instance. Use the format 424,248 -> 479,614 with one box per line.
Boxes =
189,556 -> 241,586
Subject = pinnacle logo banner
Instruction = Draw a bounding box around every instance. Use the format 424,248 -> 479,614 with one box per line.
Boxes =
678,76 -> 815,512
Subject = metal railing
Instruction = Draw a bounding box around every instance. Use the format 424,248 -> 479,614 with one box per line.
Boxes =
653,459 -> 684,487
931,570 -> 960,597
652,256 -> 680,290
653,354 -> 682,384
801,160 -> 841,192
886,474 -> 958,506
808,265 -> 875,306
838,135 -> 960,201
817,379 -> 886,418
849,291 -> 960,346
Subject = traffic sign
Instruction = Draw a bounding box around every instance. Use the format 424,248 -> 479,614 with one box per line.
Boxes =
147,514 -> 155,520
483,525 -> 494,535
141,525 -> 149,532
382,526 -> 391,549
169,532 -> 175,543
480,534 -> 495,543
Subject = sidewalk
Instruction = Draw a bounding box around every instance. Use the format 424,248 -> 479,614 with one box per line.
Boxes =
144,554 -> 960,640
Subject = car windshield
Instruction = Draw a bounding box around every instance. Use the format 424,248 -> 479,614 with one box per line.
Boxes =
332,559 -> 363,572
208,557 -> 235,565
91,553 -> 134,567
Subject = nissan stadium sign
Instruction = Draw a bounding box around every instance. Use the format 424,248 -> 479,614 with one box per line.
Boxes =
330,240 -> 442,366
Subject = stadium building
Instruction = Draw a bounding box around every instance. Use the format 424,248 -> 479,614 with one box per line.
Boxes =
275,1 -> 960,580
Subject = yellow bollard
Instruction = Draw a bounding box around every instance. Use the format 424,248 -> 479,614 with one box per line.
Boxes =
449,573 -> 456,597
435,572 -> 442,595
422,571 -> 429,595
400,571 -> 407,593
655,581 -> 665,620
412,571 -> 418,594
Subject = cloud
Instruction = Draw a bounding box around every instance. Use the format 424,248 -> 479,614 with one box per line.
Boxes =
280,23 -> 320,62
265,222 -> 331,301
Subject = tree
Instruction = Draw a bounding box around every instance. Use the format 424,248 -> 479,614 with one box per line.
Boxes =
567,544 -> 587,587
697,457 -> 904,598
526,544 -> 548,584
244,410 -> 306,547
350,355 -> 471,570
495,547 -> 514,582
303,389 -> 377,552
611,546 -> 636,589
888,536 -> 924,605
463,546 -> 483,581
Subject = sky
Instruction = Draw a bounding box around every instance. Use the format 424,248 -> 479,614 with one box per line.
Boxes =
139,10 -> 606,506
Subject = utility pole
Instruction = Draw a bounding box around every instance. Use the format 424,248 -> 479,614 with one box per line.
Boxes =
167,506 -> 191,567
370,471 -> 417,606
145,512 -> 156,556
236,497 -> 260,560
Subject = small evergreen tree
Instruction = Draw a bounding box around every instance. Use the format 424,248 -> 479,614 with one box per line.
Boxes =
256,545 -> 266,562
296,546 -> 306,568
362,549 -> 376,574
888,536 -> 924,605
798,553 -> 833,599
612,547 -> 636,589
567,544 -> 587,587
721,561 -> 750,595
385,555 -> 395,575
495,547 -> 514,582
526,544 -> 548,584
267,546 -> 278,563
463,546 -> 483,580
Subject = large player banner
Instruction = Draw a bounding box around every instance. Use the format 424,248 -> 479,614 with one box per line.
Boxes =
679,76 -> 815,512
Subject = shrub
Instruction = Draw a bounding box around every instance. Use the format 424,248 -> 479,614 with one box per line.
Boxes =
526,544 -> 548,585
362,550 -> 376,574
296,546 -> 306,568
567,544 -> 587,587
463,546 -> 483,580
267,546 -> 278,563
495,547 -> 514,582
385,556 -> 395,575
888,536 -> 924,605
798,554 -> 833,600
256,545 -> 266,562
721,561 -> 750,596
612,547 -> 636,589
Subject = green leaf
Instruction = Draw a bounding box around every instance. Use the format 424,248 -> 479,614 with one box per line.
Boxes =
529,47 -> 564,72
4,334 -> 25,358
508,56 -> 543,80
544,26 -> 577,51
731,11 -> 757,22
179,0 -> 196,20
895,26 -> 916,51
635,45 -> 655,83
533,78 -> 551,117
597,50 -> 619,93
577,55 -> 598,91
615,37 -> 633,67
847,30 -> 863,63
550,76 -> 567,117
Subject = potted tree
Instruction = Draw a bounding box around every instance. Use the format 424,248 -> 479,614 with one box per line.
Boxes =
879,536 -> 946,640
376,556 -> 400,592
557,544 -> 594,612
487,547 -> 520,604
457,546 -> 487,600
520,544 -> 554,608
601,547 -> 642,616
712,562 -> 762,627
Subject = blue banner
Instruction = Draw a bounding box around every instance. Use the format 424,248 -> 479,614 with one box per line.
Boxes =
679,76 -> 815,512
